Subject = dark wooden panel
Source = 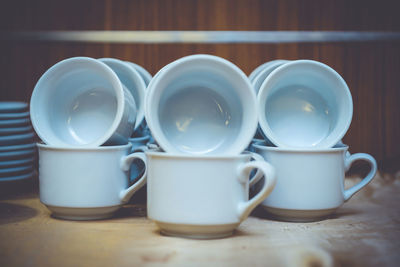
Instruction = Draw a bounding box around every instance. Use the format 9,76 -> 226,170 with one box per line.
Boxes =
0,42 -> 399,171
0,0 -> 399,171
1,0 -> 400,31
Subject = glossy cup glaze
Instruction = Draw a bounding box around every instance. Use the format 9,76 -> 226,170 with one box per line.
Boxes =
145,54 -> 258,155
253,143 -> 377,221
125,61 -> 152,86
99,58 -> 146,131
38,143 -> 147,220
258,60 -> 353,149
30,57 -> 137,147
146,151 -> 276,239
251,60 -> 289,94
248,59 -> 288,82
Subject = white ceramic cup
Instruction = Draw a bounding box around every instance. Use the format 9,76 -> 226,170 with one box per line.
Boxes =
125,61 -> 152,86
145,54 -> 258,155
30,57 -> 137,147
258,60 -> 353,148
251,60 -> 289,94
37,143 -> 147,220
128,135 -> 151,182
146,151 -> 276,239
253,143 -> 377,221
98,58 -> 146,131
248,59 -> 289,82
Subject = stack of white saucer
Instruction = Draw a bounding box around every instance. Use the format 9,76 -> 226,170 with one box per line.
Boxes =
0,102 -> 36,182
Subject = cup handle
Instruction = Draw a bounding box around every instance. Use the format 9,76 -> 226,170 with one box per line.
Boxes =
119,152 -> 147,203
247,152 -> 266,187
236,160 -> 276,221
343,153 -> 377,201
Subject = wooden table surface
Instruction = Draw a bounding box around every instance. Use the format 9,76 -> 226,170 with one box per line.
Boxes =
0,172 -> 399,267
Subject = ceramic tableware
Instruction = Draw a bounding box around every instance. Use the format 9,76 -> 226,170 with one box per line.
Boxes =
30,57 -> 137,147
37,143 -> 147,220
0,126 -> 33,136
253,143 -> 377,221
145,54 -> 258,155
98,58 -> 146,131
0,111 -> 30,120
0,133 -> 34,146
0,149 -> 36,159
0,165 -> 33,177
125,61 -> 152,86
251,60 -> 289,94
257,60 -> 353,149
0,171 -> 35,182
0,158 -> 35,168
146,151 -> 276,239
128,135 -> 151,182
248,59 -> 289,82
0,143 -> 36,152
0,102 -> 28,113
0,118 -> 31,127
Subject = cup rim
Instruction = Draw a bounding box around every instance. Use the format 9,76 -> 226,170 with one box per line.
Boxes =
124,61 -> 152,86
249,59 -> 289,82
252,143 -> 349,153
36,142 -> 132,151
98,57 -> 146,130
145,54 -> 258,155
251,60 -> 290,94
257,59 -> 353,149
30,57 -> 125,147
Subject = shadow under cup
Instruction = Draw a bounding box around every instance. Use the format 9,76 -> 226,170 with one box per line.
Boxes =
145,55 -> 258,155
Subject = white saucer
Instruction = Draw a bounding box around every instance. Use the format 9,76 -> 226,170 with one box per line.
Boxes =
0,171 -> 35,182
0,158 -> 35,168
0,118 -> 31,127
0,126 -> 33,135
0,143 -> 36,152
0,149 -> 36,159
0,165 -> 33,177
261,206 -> 337,222
0,133 -> 35,145
154,221 -> 239,239
0,102 -> 28,113
44,205 -> 122,220
0,111 -> 30,120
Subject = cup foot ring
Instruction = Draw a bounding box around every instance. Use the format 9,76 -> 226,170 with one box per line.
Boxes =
45,205 -> 121,220
262,206 -> 337,222
154,221 -> 239,239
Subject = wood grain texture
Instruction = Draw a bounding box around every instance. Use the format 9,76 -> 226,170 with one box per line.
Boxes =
0,173 -> 399,266
0,0 -> 399,170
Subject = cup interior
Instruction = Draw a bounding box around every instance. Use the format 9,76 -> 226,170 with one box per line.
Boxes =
31,58 -> 123,146
258,60 -> 352,148
99,58 -> 146,130
147,55 -> 257,155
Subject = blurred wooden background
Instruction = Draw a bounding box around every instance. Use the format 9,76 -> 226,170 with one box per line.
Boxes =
0,0 -> 399,171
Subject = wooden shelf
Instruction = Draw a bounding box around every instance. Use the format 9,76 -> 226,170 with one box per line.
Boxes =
0,173 -> 399,266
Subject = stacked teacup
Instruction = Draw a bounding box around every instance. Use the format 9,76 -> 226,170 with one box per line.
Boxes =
31,57 -> 150,220
143,54 -> 277,238
249,59 -> 378,222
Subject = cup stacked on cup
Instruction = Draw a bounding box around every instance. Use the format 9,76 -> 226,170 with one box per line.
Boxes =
31,57 -> 151,220
249,59 -> 378,222
0,102 -> 36,182
144,54 -> 277,238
